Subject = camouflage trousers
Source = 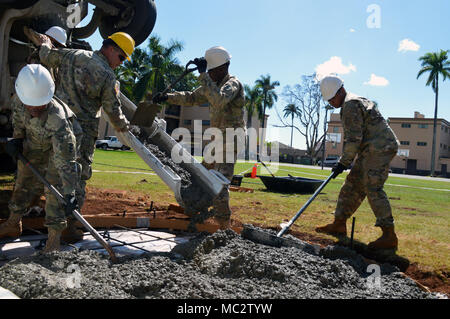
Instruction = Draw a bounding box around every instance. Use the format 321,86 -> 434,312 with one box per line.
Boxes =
334,148 -> 397,227
76,119 -> 100,208
9,148 -> 68,231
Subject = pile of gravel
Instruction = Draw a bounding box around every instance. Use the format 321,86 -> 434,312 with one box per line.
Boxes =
0,228 -> 436,299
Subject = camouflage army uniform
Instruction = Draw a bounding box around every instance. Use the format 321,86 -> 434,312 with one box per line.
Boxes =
39,43 -> 129,207
167,73 -> 245,221
334,93 -> 399,227
10,96 -> 80,231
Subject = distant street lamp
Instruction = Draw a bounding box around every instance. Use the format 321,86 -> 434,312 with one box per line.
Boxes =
321,104 -> 334,170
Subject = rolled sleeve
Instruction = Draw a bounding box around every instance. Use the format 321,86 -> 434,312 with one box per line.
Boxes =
198,73 -> 240,108
101,78 -> 129,131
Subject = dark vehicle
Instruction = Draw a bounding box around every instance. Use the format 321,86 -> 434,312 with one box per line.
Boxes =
0,0 -> 157,171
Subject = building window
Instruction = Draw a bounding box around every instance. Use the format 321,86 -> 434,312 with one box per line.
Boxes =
183,120 -> 192,125
446,127 -> 449,133
202,120 -> 210,126
401,123 -> 411,128
417,142 -> 427,146
400,141 -> 410,146
418,124 -> 428,129
333,127 -> 339,133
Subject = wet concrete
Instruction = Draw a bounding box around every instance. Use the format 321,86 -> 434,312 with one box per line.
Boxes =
0,228 -> 437,299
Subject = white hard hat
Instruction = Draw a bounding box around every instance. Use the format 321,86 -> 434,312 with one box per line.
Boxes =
45,26 -> 67,47
205,46 -> 231,71
15,64 -> 55,106
320,75 -> 344,101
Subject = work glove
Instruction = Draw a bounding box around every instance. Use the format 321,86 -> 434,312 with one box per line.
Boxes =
331,162 -> 347,179
152,92 -> 169,104
5,138 -> 23,159
64,194 -> 79,217
192,57 -> 207,73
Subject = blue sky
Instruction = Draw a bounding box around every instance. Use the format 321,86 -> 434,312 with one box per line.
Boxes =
84,0 -> 450,150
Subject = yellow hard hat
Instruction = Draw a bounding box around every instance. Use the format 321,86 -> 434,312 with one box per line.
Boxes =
108,32 -> 135,61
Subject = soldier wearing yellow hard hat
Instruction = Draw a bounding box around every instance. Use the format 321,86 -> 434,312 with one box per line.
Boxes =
23,28 -> 136,243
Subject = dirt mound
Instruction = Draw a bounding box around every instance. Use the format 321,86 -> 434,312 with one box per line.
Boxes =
0,229 -> 439,299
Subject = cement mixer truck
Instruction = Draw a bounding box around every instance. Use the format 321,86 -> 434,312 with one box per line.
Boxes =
0,0 -> 156,171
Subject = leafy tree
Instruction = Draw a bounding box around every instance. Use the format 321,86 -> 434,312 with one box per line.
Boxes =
255,74 -> 280,129
244,84 -> 263,129
417,49 -> 450,176
115,35 -> 198,105
276,74 -> 326,160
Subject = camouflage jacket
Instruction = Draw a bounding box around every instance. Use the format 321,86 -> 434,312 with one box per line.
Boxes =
39,44 -> 129,131
339,93 -> 399,167
12,96 -> 79,195
167,73 -> 245,131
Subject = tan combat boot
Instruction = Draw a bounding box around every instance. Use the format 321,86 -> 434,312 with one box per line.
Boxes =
43,228 -> 62,253
368,226 -> 398,250
0,213 -> 23,239
315,217 -> 347,236
61,219 -> 84,244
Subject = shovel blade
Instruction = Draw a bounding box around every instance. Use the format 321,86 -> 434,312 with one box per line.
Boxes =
130,103 -> 161,127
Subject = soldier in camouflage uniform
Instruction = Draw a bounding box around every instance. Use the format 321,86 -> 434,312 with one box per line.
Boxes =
154,47 -> 245,229
0,65 -> 80,252
24,29 -> 134,241
315,75 -> 400,250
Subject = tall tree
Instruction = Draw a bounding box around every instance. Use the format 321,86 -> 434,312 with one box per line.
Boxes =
255,74 -> 280,129
275,74 -> 326,160
283,103 -> 300,148
417,49 -> 450,176
244,84 -> 262,129
134,35 -> 184,103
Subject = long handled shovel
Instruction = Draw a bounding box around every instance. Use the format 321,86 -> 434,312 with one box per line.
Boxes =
130,60 -> 198,127
16,152 -> 117,262
242,172 -> 336,247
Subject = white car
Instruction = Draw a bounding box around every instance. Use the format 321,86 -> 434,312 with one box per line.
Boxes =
95,136 -> 130,151
318,156 -> 340,167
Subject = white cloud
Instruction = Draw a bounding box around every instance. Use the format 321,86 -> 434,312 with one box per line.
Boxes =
315,56 -> 356,80
398,39 -> 420,52
364,74 -> 389,86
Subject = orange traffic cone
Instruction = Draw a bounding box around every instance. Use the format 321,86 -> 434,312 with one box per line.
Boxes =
251,163 -> 258,178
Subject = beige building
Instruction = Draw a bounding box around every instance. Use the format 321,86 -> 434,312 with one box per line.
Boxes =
324,111 -> 450,177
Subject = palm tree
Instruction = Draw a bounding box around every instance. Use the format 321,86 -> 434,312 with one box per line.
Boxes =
417,50 -> 450,176
255,74 -> 280,129
133,35 -> 184,103
283,103 -> 300,148
244,84 -> 262,129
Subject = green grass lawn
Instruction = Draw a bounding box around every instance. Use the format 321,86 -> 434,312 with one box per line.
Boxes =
90,149 -> 450,273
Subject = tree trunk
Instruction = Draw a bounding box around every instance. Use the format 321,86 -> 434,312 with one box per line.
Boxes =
290,116 -> 294,148
430,78 -> 438,176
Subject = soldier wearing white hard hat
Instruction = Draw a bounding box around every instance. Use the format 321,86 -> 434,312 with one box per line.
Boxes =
152,46 -> 245,230
316,74 -> 400,250
1,64 -> 81,253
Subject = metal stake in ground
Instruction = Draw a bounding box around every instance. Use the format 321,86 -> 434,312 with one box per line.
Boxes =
16,152 -> 118,262
350,217 -> 356,250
